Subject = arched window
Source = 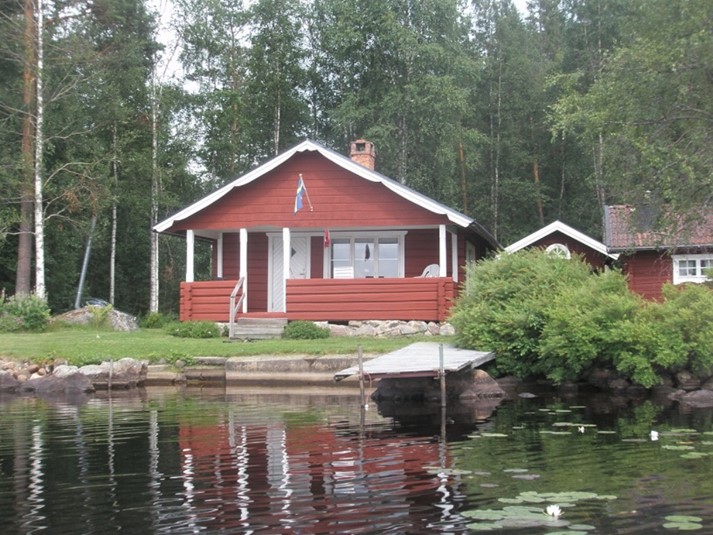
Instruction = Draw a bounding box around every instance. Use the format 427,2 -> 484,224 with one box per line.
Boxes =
545,243 -> 571,259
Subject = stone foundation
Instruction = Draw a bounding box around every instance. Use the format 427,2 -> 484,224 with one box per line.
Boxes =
315,320 -> 456,337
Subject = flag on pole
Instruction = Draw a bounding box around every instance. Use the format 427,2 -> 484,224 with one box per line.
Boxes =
294,176 -> 306,214
324,229 -> 330,248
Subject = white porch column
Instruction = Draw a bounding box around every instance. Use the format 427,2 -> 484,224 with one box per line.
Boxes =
438,224 -> 447,277
186,230 -> 195,283
450,230 -> 458,283
216,233 -> 224,279
239,228 -> 248,312
282,227 -> 290,313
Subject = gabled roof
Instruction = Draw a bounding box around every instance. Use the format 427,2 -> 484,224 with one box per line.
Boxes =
504,220 -> 617,259
604,205 -> 713,252
155,139 -> 497,247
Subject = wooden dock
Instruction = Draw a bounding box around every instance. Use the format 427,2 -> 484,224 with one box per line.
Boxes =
334,342 -> 494,381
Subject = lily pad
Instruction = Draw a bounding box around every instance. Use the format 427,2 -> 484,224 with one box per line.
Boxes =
662,522 -> 703,531
481,432 -> 509,438
512,473 -> 541,480
680,452 -> 709,459
568,524 -> 597,530
665,516 -> 703,523
503,468 -> 529,473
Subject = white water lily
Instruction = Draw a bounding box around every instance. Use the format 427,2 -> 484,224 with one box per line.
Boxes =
650,430 -> 659,441
545,504 -> 563,518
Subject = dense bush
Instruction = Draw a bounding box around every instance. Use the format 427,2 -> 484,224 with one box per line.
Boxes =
0,294 -> 51,332
283,320 -> 330,340
646,283 -> 713,376
141,311 -> 177,329
538,271 -> 662,387
451,250 -> 713,388
451,249 -> 592,378
165,320 -> 221,338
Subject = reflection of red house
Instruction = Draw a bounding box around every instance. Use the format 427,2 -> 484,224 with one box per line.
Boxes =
504,220 -> 617,269
177,416 -> 453,533
604,205 -> 713,300
154,139 -> 498,323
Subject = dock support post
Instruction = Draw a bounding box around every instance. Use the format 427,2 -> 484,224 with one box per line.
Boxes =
358,345 -> 366,408
439,343 -> 446,409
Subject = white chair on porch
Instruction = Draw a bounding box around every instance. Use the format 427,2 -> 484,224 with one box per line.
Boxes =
418,264 -> 440,277
333,266 -> 354,279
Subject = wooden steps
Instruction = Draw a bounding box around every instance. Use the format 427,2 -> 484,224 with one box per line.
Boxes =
229,317 -> 288,341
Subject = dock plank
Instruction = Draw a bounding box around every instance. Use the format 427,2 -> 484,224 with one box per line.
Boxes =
334,342 -> 494,381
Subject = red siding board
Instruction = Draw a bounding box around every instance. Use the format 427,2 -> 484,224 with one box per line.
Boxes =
179,278 -> 455,322
622,251 -> 672,300
172,153 -> 448,231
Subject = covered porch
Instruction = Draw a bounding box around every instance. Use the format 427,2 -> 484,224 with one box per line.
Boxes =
178,222 -> 465,324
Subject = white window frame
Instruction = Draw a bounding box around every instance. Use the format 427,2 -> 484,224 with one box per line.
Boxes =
672,254 -> 713,284
324,231 -> 407,278
545,243 -> 571,260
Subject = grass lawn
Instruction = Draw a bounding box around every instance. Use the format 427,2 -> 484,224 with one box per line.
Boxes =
0,326 -> 451,366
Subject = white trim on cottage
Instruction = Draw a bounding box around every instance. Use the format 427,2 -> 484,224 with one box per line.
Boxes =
154,139 -> 474,233
504,220 -> 618,260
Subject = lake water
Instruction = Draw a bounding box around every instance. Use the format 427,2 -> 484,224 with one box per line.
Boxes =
1,385 -> 713,534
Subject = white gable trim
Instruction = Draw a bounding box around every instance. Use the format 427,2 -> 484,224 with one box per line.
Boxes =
504,220 -> 618,259
154,139 -> 474,233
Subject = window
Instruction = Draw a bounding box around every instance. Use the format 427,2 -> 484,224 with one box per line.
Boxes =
545,243 -> 571,259
328,233 -> 405,278
672,254 -> 713,284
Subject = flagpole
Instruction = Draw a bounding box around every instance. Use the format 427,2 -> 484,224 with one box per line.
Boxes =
299,174 -> 314,211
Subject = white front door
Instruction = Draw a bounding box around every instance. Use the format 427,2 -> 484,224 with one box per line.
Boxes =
269,235 -> 310,312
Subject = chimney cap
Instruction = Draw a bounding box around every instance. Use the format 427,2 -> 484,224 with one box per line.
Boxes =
349,139 -> 376,170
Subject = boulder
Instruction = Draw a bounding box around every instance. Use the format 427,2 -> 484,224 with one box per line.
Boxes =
675,371 -> 702,391
78,358 -> 147,389
23,372 -> 95,396
0,370 -> 20,392
676,389 -> 713,408
54,307 -> 139,332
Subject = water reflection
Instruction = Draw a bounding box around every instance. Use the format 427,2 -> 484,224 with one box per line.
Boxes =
1,387 -> 713,534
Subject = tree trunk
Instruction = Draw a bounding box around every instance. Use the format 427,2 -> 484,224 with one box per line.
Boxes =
110,122 -> 118,305
33,0 -> 45,300
458,140 -> 468,216
16,0 -> 36,296
149,70 -> 159,313
530,116 -> 545,226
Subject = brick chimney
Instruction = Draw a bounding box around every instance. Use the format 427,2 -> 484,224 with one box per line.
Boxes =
349,139 -> 376,170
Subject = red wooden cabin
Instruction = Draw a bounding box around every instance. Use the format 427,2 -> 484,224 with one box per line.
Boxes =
504,220 -> 618,269
604,204 -> 713,300
154,139 -> 498,323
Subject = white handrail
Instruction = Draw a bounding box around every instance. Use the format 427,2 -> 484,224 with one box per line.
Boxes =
228,276 -> 245,339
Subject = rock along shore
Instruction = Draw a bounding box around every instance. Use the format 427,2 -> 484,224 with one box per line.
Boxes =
3,355 -> 713,409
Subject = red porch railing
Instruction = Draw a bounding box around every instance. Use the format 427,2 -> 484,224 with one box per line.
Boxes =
180,277 -> 455,323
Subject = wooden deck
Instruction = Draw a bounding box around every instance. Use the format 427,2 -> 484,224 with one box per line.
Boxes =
333,342 -> 494,381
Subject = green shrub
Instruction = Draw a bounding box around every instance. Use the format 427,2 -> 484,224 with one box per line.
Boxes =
451,249 -> 592,378
0,294 -> 51,332
165,320 -> 221,338
646,283 -> 713,376
539,271 -> 662,386
88,304 -> 113,327
283,320 -> 330,340
141,311 -> 177,329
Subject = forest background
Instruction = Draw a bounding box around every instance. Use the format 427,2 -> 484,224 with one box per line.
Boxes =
1,0 -> 711,317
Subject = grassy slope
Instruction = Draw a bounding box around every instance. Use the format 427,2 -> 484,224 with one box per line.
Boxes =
0,327 -> 448,366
